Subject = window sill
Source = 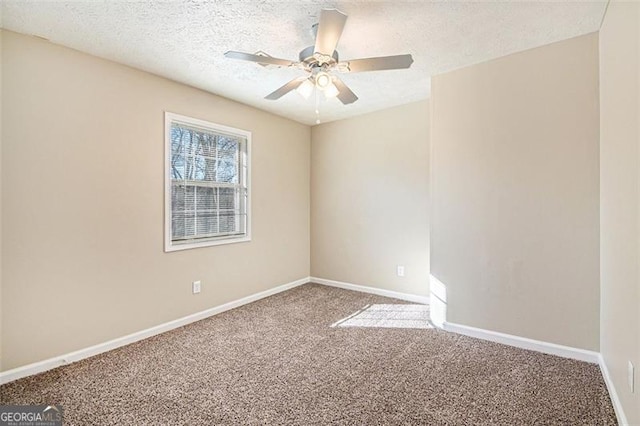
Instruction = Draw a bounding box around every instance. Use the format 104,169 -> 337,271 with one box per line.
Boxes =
164,236 -> 251,252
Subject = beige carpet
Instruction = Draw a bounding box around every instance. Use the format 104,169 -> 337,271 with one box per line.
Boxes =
0,283 -> 616,425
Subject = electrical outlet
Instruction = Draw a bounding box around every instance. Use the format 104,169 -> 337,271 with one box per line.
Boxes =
192,280 -> 201,294
629,361 -> 635,393
397,265 -> 405,277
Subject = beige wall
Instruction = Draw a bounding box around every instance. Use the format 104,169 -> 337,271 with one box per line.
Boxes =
1,31 -> 310,371
599,1 -> 640,423
0,29 -> 4,371
311,101 -> 430,297
431,33 -> 600,350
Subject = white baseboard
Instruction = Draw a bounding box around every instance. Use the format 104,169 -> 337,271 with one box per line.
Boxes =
0,276 -> 310,385
310,276 -> 430,304
598,354 -> 629,426
443,321 -> 600,364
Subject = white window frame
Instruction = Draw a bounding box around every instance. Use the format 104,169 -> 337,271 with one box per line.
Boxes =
164,112 -> 251,252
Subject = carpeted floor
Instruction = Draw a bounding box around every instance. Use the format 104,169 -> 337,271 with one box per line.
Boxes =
0,283 -> 616,425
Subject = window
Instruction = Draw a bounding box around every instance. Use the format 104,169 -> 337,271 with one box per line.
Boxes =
165,112 -> 250,251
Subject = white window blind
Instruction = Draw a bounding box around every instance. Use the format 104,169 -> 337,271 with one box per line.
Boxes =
165,113 -> 250,251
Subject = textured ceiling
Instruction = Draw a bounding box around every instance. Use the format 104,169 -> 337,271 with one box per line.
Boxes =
1,1 -> 607,125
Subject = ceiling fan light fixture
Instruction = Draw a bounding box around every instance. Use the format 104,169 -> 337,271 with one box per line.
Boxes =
315,72 -> 331,89
324,82 -> 339,98
226,9 -> 413,107
296,78 -> 315,99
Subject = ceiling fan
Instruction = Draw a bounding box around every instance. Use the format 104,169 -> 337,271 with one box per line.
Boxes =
224,9 -> 414,105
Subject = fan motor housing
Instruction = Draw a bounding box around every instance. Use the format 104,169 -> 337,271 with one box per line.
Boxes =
299,46 -> 339,70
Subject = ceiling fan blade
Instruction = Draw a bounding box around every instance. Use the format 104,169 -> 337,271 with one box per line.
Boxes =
314,9 -> 348,56
342,54 -> 414,73
224,51 -> 295,67
332,77 -> 358,105
265,78 -> 305,100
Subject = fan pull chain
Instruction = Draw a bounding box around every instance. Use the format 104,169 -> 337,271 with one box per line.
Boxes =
315,88 -> 321,124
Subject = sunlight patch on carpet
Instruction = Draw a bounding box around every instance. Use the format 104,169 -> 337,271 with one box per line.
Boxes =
331,304 -> 432,329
